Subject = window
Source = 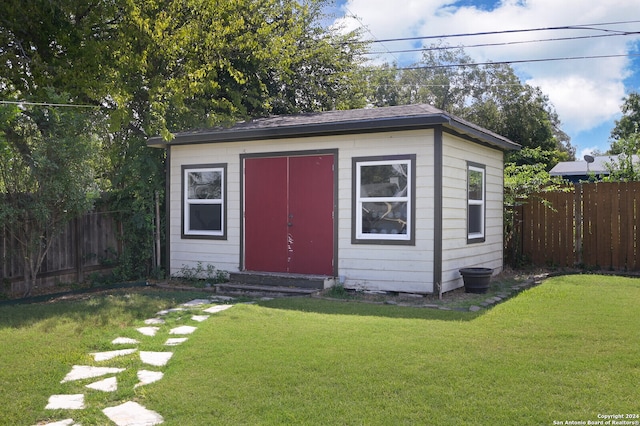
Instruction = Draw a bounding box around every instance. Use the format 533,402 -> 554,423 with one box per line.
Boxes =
183,164 -> 226,238
353,155 -> 415,244
467,162 -> 485,243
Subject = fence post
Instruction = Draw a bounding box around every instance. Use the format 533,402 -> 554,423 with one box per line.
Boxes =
75,216 -> 86,284
574,183 -> 582,266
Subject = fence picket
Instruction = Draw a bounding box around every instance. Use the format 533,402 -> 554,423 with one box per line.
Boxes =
511,182 -> 640,271
0,209 -> 121,295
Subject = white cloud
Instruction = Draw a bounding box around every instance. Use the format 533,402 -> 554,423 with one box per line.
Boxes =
526,76 -> 625,133
580,146 -> 600,159
333,0 -> 640,149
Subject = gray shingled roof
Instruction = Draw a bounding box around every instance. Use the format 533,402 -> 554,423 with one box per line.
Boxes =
549,155 -> 640,176
147,104 -> 520,151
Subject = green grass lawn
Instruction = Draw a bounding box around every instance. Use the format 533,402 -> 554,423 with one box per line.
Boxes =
2,275 -> 639,425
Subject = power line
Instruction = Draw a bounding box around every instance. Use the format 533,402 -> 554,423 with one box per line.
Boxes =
343,7 -> 399,63
365,31 -> 640,56
391,53 -> 640,72
363,19 -> 640,44
0,100 -> 100,108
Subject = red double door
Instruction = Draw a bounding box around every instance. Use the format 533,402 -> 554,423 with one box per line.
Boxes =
244,154 -> 335,275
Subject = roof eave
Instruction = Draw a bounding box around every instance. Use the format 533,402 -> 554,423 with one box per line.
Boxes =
444,118 -> 521,151
148,115 -> 451,147
147,113 -> 520,152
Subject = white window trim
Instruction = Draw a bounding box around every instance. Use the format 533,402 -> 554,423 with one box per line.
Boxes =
467,164 -> 485,242
183,165 -> 225,238
355,158 -> 412,242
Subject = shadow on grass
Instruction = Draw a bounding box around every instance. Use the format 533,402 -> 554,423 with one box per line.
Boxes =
256,297 -> 482,321
0,286 -> 213,330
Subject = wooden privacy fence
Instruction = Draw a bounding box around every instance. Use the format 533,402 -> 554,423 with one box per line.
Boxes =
512,182 -> 640,270
0,209 -> 121,295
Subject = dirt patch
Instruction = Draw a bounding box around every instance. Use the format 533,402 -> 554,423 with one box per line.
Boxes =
315,268 -> 546,309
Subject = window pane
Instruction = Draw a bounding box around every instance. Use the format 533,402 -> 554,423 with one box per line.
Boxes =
188,171 -> 222,199
468,169 -> 483,200
361,164 -> 408,198
361,202 -> 407,235
468,204 -> 483,234
189,204 -> 222,231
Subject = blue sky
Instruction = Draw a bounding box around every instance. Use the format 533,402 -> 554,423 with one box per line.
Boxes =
326,0 -> 640,158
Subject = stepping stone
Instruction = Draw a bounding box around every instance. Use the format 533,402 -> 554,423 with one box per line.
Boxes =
61,365 -> 125,383
90,348 -> 137,362
45,394 -> 85,410
203,304 -> 233,314
112,337 -> 140,345
86,376 -> 117,392
164,337 -> 188,346
140,351 -> 173,367
134,370 -> 164,388
156,308 -> 185,315
103,401 -> 163,426
210,296 -> 234,302
182,299 -> 210,307
144,318 -> 165,325
169,325 -> 197,335
136,326 -> 160,336
191,315 -> 209,322
38,419 -> 78,426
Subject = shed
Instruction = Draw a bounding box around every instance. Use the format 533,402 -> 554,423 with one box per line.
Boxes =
148,104 -> 520,294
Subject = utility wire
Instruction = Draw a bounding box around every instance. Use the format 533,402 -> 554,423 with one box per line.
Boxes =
362,19 -> 640,44
365,31 -> 640,55
391,53 -> 640,71
0,100 -> 101,108
344,7 -> 399,63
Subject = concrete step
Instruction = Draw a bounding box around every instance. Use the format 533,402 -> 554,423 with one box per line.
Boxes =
228,271 -> 330,289
214,282 -> 319,297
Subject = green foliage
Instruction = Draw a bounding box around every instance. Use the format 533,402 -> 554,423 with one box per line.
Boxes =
0,91 -> 100,295
172,262 -> 229,285
606,93 -> 640,181
1,0 -> 367,286
503,148 -> 570,265
610,92 -> 640,148
323,282 -> 352,299
602,134 -> 640,181
364,46 -> 574,160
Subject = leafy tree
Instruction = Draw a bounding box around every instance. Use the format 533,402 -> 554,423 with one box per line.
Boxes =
0,94 -> 99,296
503,148 -> 570,265
603,134 -> 640,181
376,45 -> 576,264
366,45 -> 574,168
397,44 -> 478,112
362,63 -> 401,107
609,92 -> 640,155
0,0 -> 368,284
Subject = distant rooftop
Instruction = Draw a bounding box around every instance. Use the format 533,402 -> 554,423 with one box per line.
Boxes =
549,155 -> 640,177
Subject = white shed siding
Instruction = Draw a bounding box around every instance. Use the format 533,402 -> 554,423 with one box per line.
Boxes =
169,144 -> 243,274
440,133 -> 504,292
168,130 -> 435,292
337,130 -> 435,293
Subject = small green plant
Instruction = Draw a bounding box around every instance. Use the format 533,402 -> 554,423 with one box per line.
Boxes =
172,262 -> 229,286
324,283 -> 351,299
98,247 -> 119,267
